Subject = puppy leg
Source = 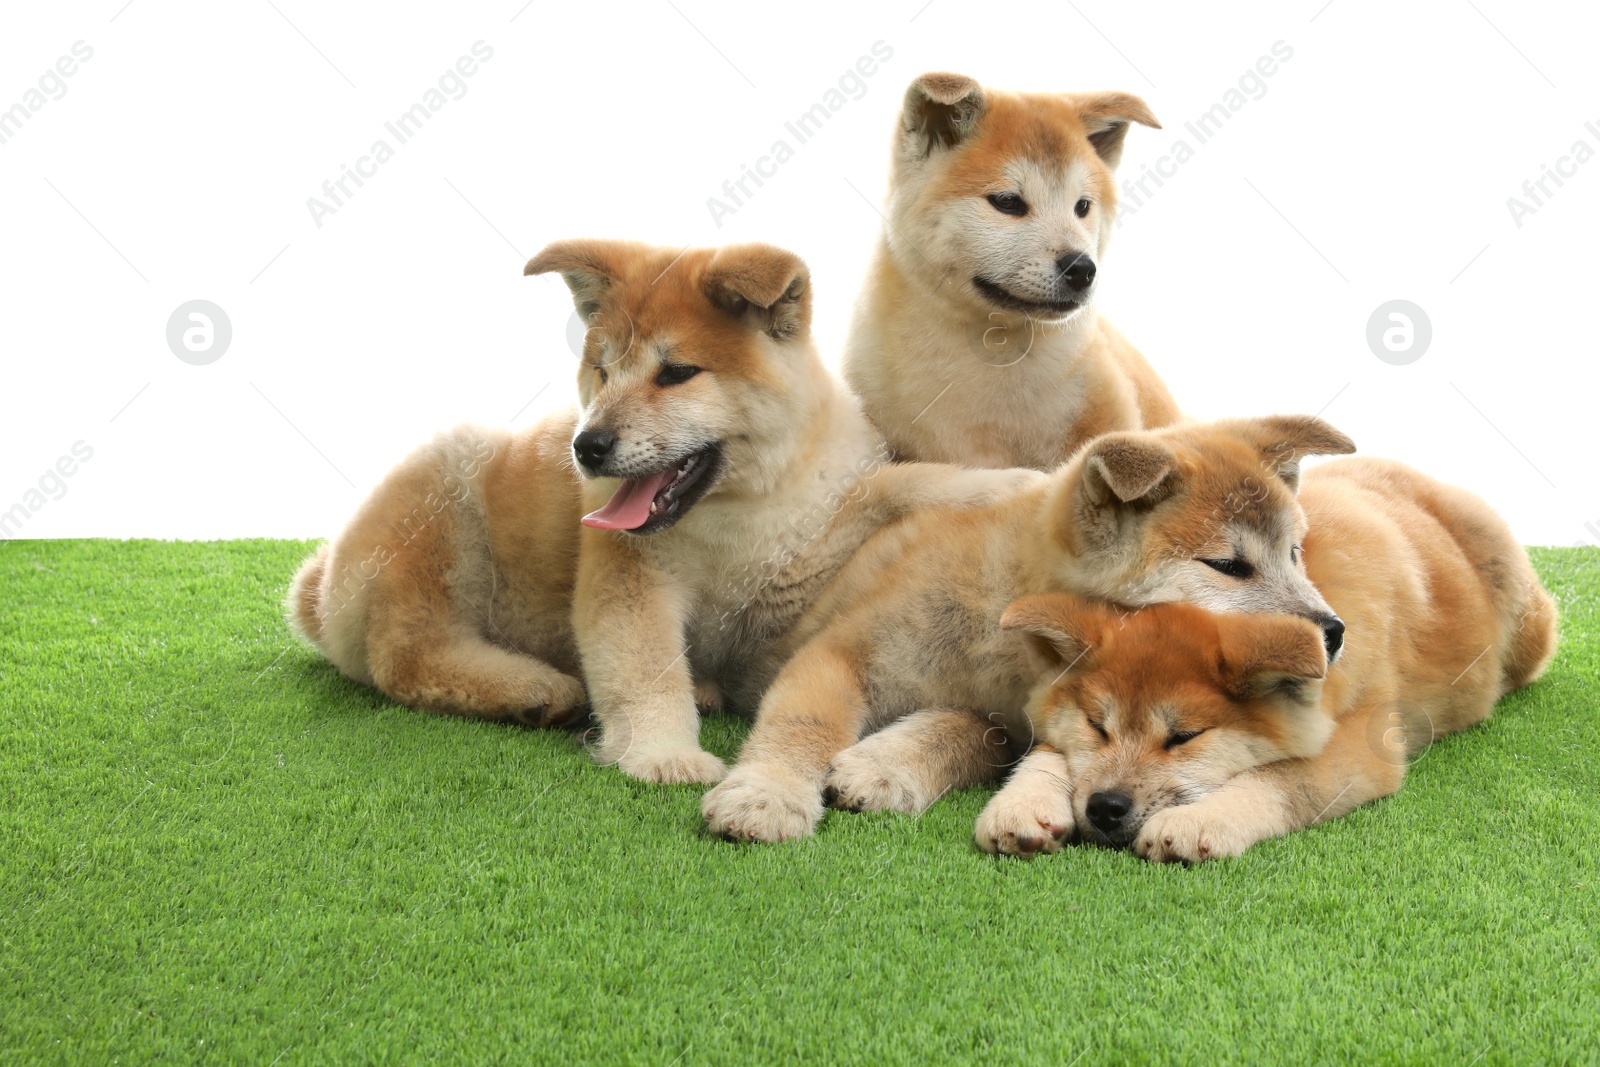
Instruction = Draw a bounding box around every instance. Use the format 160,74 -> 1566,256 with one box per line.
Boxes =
574,540 -> 725,785
865,462 -> 1046,520
974,745 -> 1075,857
360,541 -> 584,726
1136,705 -> 1408,863
823,708 -> 1011,814
692,677 -> 723,713
702,641 -> 866,843
372,627 -> 587,726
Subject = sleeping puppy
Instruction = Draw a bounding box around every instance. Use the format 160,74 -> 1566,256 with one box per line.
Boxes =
978,457 -> 1557,861
702,415 -> 1357,842
843,72 -> 1180,470
286,240 -> 1034,784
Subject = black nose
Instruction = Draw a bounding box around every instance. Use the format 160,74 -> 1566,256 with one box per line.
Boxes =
1055,253 -> 1097,293
572,429 -> 617,472
1085,790 -> 1132,834
1318,615 -> 1345,659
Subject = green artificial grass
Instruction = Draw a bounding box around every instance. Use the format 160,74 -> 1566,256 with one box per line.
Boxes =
2,539 -> 1597,1065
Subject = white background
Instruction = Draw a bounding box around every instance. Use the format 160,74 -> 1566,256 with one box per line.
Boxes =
2,0 -> 1596,545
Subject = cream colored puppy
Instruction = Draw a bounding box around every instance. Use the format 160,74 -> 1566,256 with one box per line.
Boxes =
287,240 -> 1034,785
844,72 -> 1180,470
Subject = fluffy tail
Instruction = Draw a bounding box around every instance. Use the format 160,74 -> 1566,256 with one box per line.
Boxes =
1503,579 -> 1558,693
286,543 -> 330,650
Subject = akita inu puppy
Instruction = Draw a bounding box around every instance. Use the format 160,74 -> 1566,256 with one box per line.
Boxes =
287,241 -> 1033,784
701,415 -> 1356,842
978,457 -> 1557,862
843,72 -> 1180,470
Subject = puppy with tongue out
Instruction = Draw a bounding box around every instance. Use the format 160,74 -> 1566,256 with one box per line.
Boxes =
286,239 -> 1035,787
578,446 -> 720,533
524,239 -> 1040,786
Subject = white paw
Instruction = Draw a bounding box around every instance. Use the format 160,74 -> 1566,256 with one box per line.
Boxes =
994,467 -> 1051,495
1134,806 -> 1249,864
615,744 -> 728,786
974,777 -> 1074,858
702,765 -> 823,843
822,746 -> 934,814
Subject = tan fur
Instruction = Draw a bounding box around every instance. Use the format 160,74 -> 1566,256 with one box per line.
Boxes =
286,419 -> 583,726
973,746 -> 1075,857
285,240 -> 1039,783
843,72 -> 1180,470
979,457 -> 1558,862
701,416 -> 1356,842
823,708 -> 1010,815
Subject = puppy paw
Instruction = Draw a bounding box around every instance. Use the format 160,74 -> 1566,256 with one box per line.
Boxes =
702,765 -> 823,843
822,747 -> 934,814
529,672 -> 589,727
990,467 -> 1051,496
975,778 -> 1073,858
692,678 -> 723,713
1134,806 -> 1250,864
615,744 -> 728,786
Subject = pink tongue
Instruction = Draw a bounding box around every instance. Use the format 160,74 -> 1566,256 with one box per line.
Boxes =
581,470 -> 678,530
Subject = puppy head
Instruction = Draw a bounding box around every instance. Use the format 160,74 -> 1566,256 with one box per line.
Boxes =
1001,593 -> 1330,849
525,240 -> 815,533
887,72 -> 1158,322
1043,415 -> 1356,661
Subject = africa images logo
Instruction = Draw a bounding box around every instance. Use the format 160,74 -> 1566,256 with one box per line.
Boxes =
705,41 -> 894,228
304,41 -> 495,228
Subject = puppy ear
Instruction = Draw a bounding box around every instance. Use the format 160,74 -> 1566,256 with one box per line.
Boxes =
1217,613 -> 1327,702
524,239 -> 627,323
1221,414 -> 1357,492
1079,432 -> 1178,504
1068,91 -> 1160,169
1063,433 -> 1180,551
902,72 -> 986,156
1001,593 -> 1108,674
701,243 -> 811,340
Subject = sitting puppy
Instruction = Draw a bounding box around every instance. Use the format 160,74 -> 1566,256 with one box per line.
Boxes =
843,72 -> 1180,470
979,457 -> 1558,862
287,241 -> 1035,784
702,415 -> 1357,842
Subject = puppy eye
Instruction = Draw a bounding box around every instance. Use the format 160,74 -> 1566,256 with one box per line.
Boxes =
597,367 -> 609,385
986,192 -> 1028,217
1199,557 -> 1255,580
1074,198 -> 1092,218
1086,717 -> 1109,741
655,364 -> 701,387
1164,729 -> 1206,750
1291,544 -> 1303,564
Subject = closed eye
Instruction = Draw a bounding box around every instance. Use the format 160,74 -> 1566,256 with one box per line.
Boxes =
1164,729 -> 1206,750
1086,717 -> 1109,741
655,364 -> 702,386
1199,557 -> 1254,579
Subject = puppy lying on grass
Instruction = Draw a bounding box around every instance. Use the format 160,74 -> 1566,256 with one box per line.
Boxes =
979,457 -> 1557,862
703,415 -> 1357,842
287,241 -> 1034,784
